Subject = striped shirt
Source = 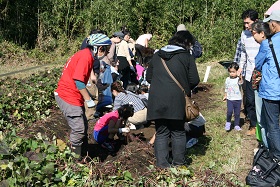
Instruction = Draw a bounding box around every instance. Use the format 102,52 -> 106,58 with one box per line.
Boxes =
113,91 -> 145,112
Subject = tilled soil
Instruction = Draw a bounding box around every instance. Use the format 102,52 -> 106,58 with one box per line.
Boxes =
17,83 -> 256,183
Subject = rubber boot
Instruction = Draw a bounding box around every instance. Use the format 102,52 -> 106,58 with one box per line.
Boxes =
81,137 -> 89,157
71,145 -> 82,160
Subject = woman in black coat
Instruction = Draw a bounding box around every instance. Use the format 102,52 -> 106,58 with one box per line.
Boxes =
146,31 -> 200,168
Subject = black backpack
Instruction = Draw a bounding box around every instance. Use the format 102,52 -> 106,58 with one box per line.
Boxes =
246,144 -> 280,187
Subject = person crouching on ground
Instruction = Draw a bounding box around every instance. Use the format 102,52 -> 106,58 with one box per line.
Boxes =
54,33 -> 112,159
185,113 -> 206,148
149,113 -> 206,148
93,104 -> 134,152
111,81 -> 147,128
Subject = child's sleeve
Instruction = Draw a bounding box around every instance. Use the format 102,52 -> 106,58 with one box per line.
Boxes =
224,78 -> 228,93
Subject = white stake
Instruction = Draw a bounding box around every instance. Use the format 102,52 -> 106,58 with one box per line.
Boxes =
203,66 -> 211,82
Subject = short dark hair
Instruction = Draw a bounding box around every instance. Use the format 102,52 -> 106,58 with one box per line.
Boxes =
251,21 -> 271,38
168,30 -> 195,50
123,30 -> 130,37
242,9 -> 258,21
228,62 -> 239,71
118,104 -> 134,119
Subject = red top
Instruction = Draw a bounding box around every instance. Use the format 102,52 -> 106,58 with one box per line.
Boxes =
56,48 -> 94,106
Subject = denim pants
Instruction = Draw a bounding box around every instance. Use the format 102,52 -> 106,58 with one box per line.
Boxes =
226,100 -> 242,126
154,119 -> 186,168
245,80 -> 257,127
261,99 -> 280,159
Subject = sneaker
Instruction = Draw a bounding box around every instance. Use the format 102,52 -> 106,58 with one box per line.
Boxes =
225,122 -> 231,131
186,138 -> 198,149
246,127 -> 256,136
234,126 -> 242,131
101,141 -> 115,152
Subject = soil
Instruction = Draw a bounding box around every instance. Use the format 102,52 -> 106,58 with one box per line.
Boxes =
17,82 -> 257,183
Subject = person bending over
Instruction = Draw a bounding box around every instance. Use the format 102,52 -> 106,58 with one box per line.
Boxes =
93,104 -> 134,152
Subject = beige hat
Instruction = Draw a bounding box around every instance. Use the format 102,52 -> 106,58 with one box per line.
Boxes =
177,24 -> 186,31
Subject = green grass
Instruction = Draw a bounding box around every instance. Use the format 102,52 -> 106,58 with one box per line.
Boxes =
0,44 -> 254,185
188,61 -> 253,186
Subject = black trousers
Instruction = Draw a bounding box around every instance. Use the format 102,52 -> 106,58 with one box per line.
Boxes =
245,80 -> 257,128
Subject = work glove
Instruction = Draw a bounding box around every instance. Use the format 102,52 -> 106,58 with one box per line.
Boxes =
85,99 -> 95,108
119,127 -> 130,133
128,123 -> 136,130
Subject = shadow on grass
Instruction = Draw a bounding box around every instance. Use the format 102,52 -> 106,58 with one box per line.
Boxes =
185,135 -> 212,165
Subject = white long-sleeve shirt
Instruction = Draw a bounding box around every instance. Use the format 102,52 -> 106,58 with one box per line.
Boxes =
225,77 -> 242,100
239,30 -> 260,81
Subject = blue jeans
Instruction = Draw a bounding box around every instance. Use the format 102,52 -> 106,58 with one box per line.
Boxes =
245,80 -> 257,128
261,99 -> 280,159
154,119 -> 186,168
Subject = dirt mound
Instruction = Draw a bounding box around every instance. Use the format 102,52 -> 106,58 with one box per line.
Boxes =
17,83 -> 213,176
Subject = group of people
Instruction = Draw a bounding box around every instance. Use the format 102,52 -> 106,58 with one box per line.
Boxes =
54,21 -> 207,168
224,9 -> 280,162
54,7 -> 280,169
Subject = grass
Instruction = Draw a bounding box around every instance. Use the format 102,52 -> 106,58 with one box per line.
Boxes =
189,61 -> 256,186
0,40 -> 68,77
0,41 -> 256,185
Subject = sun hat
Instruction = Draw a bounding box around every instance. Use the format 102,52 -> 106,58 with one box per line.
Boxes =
264,10 -> 280,22
177,24 -> 187,32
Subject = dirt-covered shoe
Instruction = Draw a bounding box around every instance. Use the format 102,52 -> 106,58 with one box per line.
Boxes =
234,126 -> 242,131
225,122 -> 231,131
246,127 -> 256,136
